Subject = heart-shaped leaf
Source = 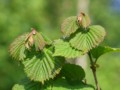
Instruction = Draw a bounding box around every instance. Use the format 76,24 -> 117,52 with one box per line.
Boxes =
22,47 -> 65,84
53,39 -> 83,58
70,25 -> 106,53
9,34 -> 29,61
91,46 -> 120,60
61,16 -> 78,37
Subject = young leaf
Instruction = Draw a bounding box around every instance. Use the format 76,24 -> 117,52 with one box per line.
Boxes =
70,25 -> 106,53
9,34 -> 28,61
12,78 -> 42,90
61,16 -> 78,37
77,12 -> 91,28
22,47 -> 65,84
41,32 -> 52,45
53,39 -> 83,58
91,46 -> 120,60
61,64 -> 85,83
33,32 -> 46,51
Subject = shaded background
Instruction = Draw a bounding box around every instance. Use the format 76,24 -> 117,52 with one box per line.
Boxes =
0,0 -> 120,90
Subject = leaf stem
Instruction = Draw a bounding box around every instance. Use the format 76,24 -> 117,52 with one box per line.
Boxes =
88,52 -> 100,90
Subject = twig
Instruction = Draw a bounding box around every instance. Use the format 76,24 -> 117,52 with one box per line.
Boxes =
88,52 -> 101,90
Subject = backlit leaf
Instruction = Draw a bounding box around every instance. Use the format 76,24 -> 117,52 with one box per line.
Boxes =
22,47 -> 65,84
61,16 -> 78,37
70,25 -> 106,53
77,12 -> 91,28
53,39 -> 83,58
9,34 -> 28,61
33,32 -> 46,50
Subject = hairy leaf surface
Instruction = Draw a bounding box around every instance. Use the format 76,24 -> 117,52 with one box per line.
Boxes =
53,39 -> 83,58
9,34 -> 28,61
22,48 -> 65,83
70,25 -> 106,53
61,16 -> 78,37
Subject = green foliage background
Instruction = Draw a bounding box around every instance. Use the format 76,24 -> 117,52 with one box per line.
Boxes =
0,0 -> 120,90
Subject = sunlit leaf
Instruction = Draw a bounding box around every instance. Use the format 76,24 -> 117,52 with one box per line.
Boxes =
61,16 -> 78,37
9,34 -> 28,61
77,12 -> 91,28
53,39 -> 83,58
33,32 -> 46,51
22,47 -> 65,84
41,32 -> 52,45
61,64 -> 85,83
91,46 -> 120,60
70,25 -> 106,53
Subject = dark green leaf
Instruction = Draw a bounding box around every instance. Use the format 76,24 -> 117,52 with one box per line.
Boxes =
61,64 -> 85,83
22,47 -> 65,84
46,78 -> 95,90
70,25 -> 106,53
53,39 -> 83,58
61,16 -> 78,37
9,34 -> 28,61
91,46 -> 120,60
12,78 -> 42,90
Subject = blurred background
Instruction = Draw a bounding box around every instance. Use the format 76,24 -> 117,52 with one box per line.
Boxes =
0,0 -> 120,90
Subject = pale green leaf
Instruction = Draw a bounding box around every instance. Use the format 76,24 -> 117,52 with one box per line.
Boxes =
70,25 -> 106,53
61,64 -> 85,83
53,39 -> 83,58
77,12 -> 91,28
9,34 -> 28,61
61,16 -> 78,37
22,47 -> 65,84
33,32 -> 46,50
91,46 -> 120,60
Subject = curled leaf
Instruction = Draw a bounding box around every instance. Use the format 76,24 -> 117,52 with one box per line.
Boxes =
61,16 -> 78,37
77,12 -> 91,28
9,34 -> 29,61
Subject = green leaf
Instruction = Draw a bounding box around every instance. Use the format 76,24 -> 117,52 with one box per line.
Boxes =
9,34 -> 28,61
33,32 -> 46,51
46,78 -> 95,90
70,25 -> 106,53
61,16 -> 78,37
77,12 -> 91,28
61,64 -> 85,83
91,46 -> 120,60
22,47 -> 65,84
12,78 -> 42,90
41,32 -> 52,45
53,39 -> 83,58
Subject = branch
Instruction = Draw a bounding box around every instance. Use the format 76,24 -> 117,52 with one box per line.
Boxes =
88,52 -> 101,90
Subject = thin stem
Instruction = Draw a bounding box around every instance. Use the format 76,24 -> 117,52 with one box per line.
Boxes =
88,52 -> 100,90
